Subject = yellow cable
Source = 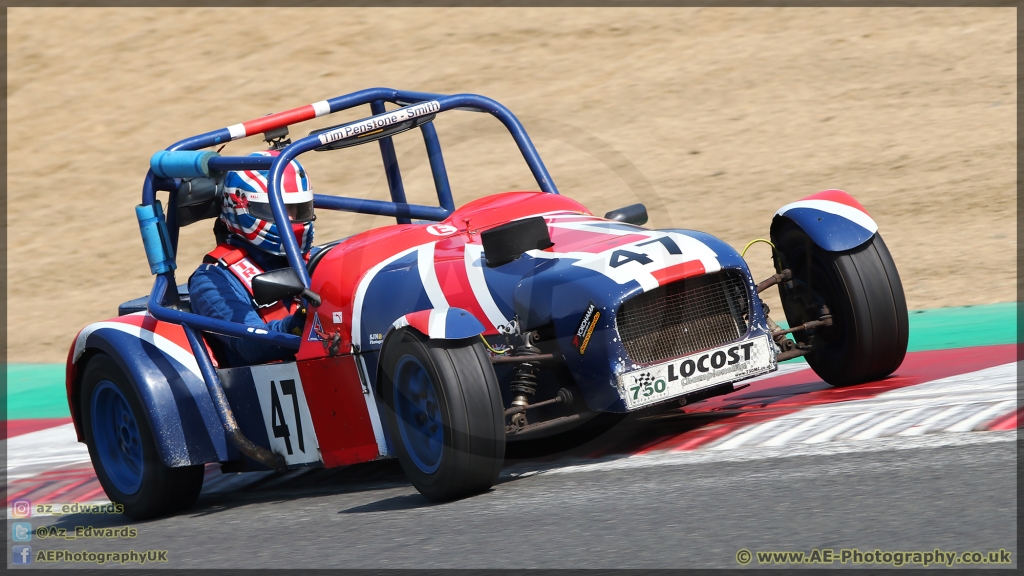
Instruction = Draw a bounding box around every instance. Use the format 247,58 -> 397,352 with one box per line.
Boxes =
741,238 -> 776,258
479,334 -> 509,355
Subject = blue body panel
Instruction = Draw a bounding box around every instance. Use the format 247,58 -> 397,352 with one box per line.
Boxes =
79,328 -> 228,467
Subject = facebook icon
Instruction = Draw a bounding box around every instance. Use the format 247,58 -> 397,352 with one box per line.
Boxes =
12,545 -> 33,565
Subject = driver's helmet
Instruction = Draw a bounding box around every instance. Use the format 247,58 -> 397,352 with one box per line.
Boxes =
220,150 -> 315,256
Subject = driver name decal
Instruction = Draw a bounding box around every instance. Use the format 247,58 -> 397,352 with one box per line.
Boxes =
318,101 -> 441,145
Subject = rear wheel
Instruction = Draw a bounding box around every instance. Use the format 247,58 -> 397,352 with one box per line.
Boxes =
81,354 -> 204,519
380,330 -> 505,501
774,225 -> 909,386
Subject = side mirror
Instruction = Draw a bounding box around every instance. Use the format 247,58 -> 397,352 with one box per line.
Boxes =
604,203 -> 648,226
251,268 -> 321,307
480,216 -> 553,267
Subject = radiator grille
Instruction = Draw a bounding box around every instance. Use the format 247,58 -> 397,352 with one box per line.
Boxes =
616,272 -> 749,365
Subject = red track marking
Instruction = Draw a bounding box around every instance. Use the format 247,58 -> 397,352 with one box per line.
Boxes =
631,344 -> 1015,454
986,407 -> 1021,431
4,418 -> 73,440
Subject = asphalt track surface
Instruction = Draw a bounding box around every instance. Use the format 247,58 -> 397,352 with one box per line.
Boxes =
6,339 -> 1019,569
14,432 -> 1017,569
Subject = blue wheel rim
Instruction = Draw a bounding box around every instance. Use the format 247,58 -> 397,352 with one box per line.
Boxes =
393,355 -> 444,474
90,380 -> 144,495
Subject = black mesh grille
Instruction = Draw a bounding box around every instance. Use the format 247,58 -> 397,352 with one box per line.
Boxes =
616,271 -> 749,365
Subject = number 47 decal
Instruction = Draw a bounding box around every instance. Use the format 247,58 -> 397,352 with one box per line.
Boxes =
269,379 -> 303,455
609,236 -> 681,268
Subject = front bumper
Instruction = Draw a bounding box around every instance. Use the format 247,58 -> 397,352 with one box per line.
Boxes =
616,333 -> 777,410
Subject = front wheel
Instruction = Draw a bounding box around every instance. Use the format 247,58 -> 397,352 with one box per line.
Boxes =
81,354 -> 204,519
380,330 -> 506,501
774,225 -> 909,386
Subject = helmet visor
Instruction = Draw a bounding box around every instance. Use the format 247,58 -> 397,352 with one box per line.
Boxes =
246,200 -> 315,223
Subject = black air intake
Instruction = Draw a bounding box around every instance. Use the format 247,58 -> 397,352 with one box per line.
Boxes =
616,271 -> 749,365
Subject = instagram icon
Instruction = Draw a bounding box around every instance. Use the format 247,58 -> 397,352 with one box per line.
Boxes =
11,500 -> 31,518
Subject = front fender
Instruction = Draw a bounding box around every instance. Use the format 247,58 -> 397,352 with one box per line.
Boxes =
387,307 -> 486,341
772,189 -> 878,252
68,317 -> 228,467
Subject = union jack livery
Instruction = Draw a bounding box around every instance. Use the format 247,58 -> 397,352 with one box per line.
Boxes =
68,88 -> 908,519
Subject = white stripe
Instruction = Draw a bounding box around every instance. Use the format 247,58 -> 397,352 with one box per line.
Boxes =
463,243 -> 512,332
803,412 -> 876,443
776,199 -> 878,234
710,419 -> 786,450
943,400 -> 1017,432
73,319 -> 201,378
312,100 -> 331,117
351,245 -> 423,349
356,354 -> 389,457
760,415 -> 830,447
417,243 -> 449,309
512,210 -> 592,221
711,362 -> 1016,449
236,190 -> 315,204
428,308 -> 448,338
849,407 -> 927,440
527,229 -> 721,293
897,405 -> 968,436
6,424 -> 92,481
227,123 -> 247,140
235,169 -> 268,193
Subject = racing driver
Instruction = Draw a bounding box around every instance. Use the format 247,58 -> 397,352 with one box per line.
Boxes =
188,150 -> 314,366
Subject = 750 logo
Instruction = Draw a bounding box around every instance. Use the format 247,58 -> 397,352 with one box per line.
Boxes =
629,372 -> 667,400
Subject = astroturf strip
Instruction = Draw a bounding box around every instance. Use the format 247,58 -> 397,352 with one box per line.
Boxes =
5,302 -> 1017,420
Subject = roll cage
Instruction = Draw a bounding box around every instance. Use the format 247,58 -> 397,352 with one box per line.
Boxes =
141,88 -> 559,358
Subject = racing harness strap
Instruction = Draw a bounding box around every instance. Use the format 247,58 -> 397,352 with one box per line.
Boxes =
204,244 -> 292,322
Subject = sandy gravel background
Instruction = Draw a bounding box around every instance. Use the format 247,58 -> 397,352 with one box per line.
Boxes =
7,8 -> 1016,362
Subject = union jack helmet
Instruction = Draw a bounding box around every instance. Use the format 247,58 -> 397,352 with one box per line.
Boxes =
220,150 -> 315,256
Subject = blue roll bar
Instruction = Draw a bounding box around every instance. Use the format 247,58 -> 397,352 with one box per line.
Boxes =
142,87 -> 558,352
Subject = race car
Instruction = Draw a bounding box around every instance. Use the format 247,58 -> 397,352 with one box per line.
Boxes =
66,88 -> 908,519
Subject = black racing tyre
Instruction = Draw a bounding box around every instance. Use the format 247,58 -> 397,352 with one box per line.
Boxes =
380,330 -> 506,501
773,224 -> 909,386
80,354 -> 205,520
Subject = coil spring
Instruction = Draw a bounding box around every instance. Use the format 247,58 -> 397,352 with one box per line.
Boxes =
509,343 -> 541,405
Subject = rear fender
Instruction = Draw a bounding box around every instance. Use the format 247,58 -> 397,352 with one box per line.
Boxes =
67,316 -> 228,467
771,189 -> 878,252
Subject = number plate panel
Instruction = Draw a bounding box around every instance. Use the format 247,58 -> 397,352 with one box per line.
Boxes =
250,363 -> 322,465
618,334 -> 776,410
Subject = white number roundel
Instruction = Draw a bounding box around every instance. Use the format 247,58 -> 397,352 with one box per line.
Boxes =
426,224 -> 458,236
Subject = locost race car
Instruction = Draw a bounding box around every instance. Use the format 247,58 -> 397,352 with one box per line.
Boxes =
67,88 -> 908,519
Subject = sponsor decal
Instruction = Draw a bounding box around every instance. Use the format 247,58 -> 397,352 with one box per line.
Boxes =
307,312 -> 324,341
332,311 -> 343,324
619,335 -> 776,409
368,333 -> 384,345
571,302 -> 601,355
426,224 -> 458,236
317,100 -> 441,145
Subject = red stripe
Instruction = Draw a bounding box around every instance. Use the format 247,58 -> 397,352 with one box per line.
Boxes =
547,228 -> 648,254
432,236 -> 497,335
241,104 -> 317,136
801,189 -> 870,216
3,418 -> 73,439
986,407 -> 1020,431
242,170 -> 269,193
650,260 -> 706,286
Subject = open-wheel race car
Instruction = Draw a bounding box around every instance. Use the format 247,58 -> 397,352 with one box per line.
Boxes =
66,88 -> 909,519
